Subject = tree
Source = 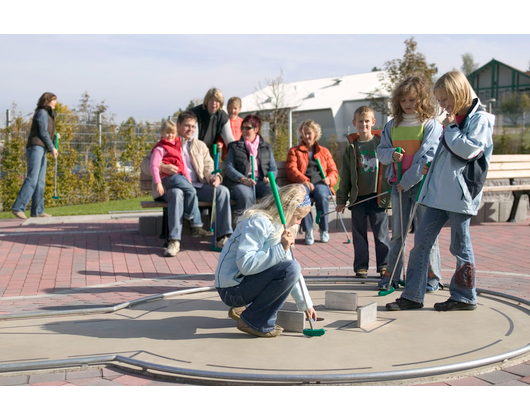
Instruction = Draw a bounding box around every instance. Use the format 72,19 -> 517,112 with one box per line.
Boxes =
0,104 -> 30,211
461,53 -> 479,75
367,37 -> 438,115
254,69 -> 295,160
500,92 -> 530,125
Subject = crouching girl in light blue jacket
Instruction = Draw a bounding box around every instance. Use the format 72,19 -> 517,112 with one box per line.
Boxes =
215,184 -> 317,337
386,71 -> 495,312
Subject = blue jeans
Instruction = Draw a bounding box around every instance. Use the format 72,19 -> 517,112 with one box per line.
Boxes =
378,182 -> 441,289
157,188 -> 184,241
195,184 -> 233,239
161,174 -> 202,227
12,145 -> 47,217
350,194 -> 390,272
402,207 -> 476,304
230,179 -> 272,212
301,182 -> 330,232
217,260 -> 301,332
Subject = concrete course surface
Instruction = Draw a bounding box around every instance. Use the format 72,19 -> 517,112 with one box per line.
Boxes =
0,211 -> 530,387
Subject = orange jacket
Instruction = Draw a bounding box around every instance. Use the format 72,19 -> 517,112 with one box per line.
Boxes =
286,141 -> 338,187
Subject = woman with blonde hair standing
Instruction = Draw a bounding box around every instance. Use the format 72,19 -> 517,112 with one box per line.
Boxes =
190,87 -> 235,157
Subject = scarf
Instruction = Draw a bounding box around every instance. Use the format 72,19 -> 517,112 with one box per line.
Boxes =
244,135 -> 260,179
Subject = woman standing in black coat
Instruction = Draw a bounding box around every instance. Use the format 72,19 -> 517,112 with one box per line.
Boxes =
12,92 -> 59,220
190,87 -> 235,157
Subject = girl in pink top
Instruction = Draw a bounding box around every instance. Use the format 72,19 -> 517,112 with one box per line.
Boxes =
150,121 -> 204,231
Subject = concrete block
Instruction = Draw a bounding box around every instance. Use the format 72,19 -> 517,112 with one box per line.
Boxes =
139,216 -> 157,236
499,200 -> 513,222
325,291 -> 358,311
515,196 -> 529,221
357,302 -> 377,328
155,215 -> 163,236
328,210 -> 352,229
472,202 -> 485,224
482,201 -> 499,222
276,310 -> 305,333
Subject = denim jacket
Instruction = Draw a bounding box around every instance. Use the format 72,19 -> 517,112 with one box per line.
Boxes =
214,215 -> 313,311
419,100 -> 495,215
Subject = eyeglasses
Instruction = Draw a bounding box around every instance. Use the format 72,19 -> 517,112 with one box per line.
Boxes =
241,126 -> 255,131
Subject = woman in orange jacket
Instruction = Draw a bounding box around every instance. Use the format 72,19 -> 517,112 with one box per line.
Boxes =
286,120 -> 338,245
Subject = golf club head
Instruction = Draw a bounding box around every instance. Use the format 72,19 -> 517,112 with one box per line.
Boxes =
378,287 -> 395,297
303,328 -> 326,337
52,196 -> 60,200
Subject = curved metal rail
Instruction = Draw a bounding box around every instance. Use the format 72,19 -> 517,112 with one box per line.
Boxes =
0,285 -> 529,384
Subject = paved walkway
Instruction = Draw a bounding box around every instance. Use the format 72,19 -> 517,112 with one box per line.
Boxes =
1,211 -> 529,386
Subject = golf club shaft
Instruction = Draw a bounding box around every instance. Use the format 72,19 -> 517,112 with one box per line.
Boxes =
315,158 -> 350,241
320,190 -> 390,217
397,149 -> 404,282
385,162 -> 431,291
269,171 -> 315,329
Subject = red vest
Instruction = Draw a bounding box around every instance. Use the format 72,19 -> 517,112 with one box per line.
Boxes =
152,138 -> 189,181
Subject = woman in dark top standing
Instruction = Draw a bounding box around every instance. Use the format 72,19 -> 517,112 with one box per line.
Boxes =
11,92 -> 59,220
190,87 -> 235,157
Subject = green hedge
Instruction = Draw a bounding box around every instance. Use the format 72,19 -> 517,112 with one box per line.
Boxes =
0,104 -> 153,211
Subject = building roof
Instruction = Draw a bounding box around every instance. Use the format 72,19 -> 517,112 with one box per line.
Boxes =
468,58 -> 530,80
240,71 -> 386,115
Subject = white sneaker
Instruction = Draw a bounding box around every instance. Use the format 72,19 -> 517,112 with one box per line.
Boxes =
305,230 -> 314,245
320,231 -> 329,243
164,240 -> 180,257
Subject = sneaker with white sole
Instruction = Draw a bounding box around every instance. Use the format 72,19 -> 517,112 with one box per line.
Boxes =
320,231 -> 329,243
305,230 -> 314,245
164,240 -> 180,257
191,227 -> 214,238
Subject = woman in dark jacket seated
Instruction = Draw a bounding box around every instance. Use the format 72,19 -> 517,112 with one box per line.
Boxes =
224,114 -> 277,213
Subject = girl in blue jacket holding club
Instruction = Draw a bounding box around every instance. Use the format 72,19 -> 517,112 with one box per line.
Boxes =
215,184 -> 317,337
386,71 -> 495,311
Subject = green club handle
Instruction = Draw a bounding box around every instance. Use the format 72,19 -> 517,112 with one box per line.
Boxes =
416,162 -> 431,201
55,133 -> 58,150
268,171 -> 286,226
316,158 -> 326,179
251,155 -> 255,181
396,147 -> 402,182
213,143 -> 219,170
211,144 -> 222,175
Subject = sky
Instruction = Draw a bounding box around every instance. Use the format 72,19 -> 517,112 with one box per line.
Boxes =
1,2 -> 529,125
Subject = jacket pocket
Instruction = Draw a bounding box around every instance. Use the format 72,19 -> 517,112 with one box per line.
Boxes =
456,170 -> 472,205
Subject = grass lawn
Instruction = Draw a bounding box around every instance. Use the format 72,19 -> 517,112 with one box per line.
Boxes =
1,178 -> 341,220
0,196 -> 157,219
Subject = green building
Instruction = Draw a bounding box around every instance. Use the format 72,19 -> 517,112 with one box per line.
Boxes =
468,59 -> 530,109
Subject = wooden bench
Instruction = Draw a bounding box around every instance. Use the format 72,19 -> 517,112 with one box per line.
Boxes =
139,161 -> 290,239
482,154 -> 530,222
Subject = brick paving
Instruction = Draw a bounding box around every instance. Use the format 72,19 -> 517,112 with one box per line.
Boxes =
1,212 -> 530,386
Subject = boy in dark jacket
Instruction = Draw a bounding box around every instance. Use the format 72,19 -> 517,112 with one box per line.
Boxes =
336,106 -> 391,278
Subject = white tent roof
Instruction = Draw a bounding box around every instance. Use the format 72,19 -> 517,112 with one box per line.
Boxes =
240,71 -> 387,116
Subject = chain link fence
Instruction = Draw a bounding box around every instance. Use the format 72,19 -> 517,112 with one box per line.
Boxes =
0,108 -> 165,211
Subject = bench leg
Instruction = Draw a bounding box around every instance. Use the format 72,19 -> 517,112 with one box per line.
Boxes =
508,191 -> 530,223
160,207 -> 169,247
